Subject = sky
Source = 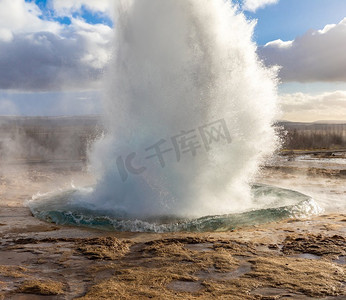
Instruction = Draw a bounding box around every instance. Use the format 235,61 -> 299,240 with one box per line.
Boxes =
0,0 -> 346,121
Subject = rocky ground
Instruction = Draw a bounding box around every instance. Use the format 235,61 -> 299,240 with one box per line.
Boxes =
0,161 -> 345,299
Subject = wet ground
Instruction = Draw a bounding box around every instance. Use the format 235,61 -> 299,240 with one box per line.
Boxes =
0,160 -> 345,299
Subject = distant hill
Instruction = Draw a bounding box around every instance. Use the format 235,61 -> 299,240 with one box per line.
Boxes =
0,115 -> 104,162
277,121 -> 346,130
0,115 -> 102,129
1,116 -> 346,159
276,121 -> 346,150
313,120 -> 346,124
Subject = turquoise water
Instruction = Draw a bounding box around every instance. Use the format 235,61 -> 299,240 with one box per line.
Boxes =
27,184 -> 321,233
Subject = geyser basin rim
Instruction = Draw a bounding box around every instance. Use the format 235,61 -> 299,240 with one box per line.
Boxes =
27,184 -> 322,233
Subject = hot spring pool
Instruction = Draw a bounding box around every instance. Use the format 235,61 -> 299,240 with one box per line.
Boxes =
27,184 -> 321,233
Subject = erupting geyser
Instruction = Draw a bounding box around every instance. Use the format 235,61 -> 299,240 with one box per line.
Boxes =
28,0 -> 321,232
88,0 -> 278,217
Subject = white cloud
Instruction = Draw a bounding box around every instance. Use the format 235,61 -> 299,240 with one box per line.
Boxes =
0,0 -> 113,91
69,18 -> 113,69
259,18 -> 346,82
51,0 -> 115,19
264,39 -> 293,49
0,0 -> 61,40
0,21 -> 112,91
0,29 -> 13,43
280,91 -> 346,122
243,0 -> 279,12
